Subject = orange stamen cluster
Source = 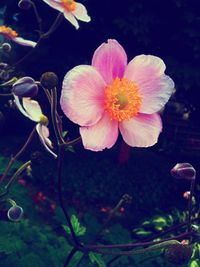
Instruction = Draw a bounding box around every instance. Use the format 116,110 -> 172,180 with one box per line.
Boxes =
61,0 -> 76,12
105,77 -> 142,122
0,26 -> 18,38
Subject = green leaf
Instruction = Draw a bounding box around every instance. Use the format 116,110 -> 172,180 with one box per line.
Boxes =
89,252 -> 106,267
189,260 -> 200,267
63,214 -> 86,237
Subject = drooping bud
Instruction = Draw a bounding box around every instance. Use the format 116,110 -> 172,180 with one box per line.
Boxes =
40,72 -> 58,89
12,77 -> 38,97
1,43 -> 12,53
7,205 -> 24,222
171,163 -> 196,180
165,244 -> 192,265
18,0 -> 32,10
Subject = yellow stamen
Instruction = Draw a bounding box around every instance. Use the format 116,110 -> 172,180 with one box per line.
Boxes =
0,26 -> 18,38
61,0 -> 76,12
105,77 -> 142,122
39,114 -> 49,126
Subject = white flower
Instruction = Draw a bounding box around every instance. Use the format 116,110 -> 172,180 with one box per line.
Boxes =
14,96 -> 57,158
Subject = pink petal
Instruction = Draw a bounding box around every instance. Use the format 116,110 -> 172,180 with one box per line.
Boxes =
72,3 -> 91,22
36,124 -> 57,158
125,55 -> 174,113
13,37 -> 37,48
92,39 -> 127,84
80,113 -> 118,151
119,113 -> 162,147
41,0 -> 64,12
61,65 -> 106,126
64,11 -> 79,29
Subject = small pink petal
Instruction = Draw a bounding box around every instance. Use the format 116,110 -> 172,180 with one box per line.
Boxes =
36,124 -> 57,158
119,113 -> 162,147
125,55 -> 174,113
61,65 -> 106,126
80,113 -> 118,151
13,37 -> 37,48
41,0 -> 64,12
64,11 -> 79,29
72,3 -> 91,22
92,39 -> 127,84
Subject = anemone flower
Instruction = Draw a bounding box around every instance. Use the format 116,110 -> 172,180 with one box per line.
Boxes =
14,96 -> 57,158
60,39 -> 175,152
41,0 -> 91,29
0,25 -> 36,48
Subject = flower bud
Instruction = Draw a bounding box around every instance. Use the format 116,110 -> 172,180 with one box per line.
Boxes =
18,0 -> 32,10
12,77 -> 38,97
165,244 -> 192,265
40,72 -> 58,89
7,205 -> 24,222
1,43 -> 12,53
0,70 -> 9,80
171,163 -> 196,180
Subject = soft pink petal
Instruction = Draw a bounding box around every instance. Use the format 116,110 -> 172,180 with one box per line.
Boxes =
13,37 -> 37,48
61,65 -> 106,126
36,124 -> 57,158
64,11 -> 79,29
92,39 -> 127,84
119,113 -> 162,147
125,55 -> 174,113
41,0 -> 64,12
23,98 -> 42,122
80,113 -> 118,151
72,3 -> 91,22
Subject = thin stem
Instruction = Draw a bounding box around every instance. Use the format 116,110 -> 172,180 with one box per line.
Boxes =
4,160 -> 31,190
51,87 -> 65,145
41,13 -> 64,39
64,137 -> 81,146
86,231 -> 193,251
0,93 -> 12,96
57,145 -> 80,247
63,247 -> 78,267
188,178 -> 196,232
0,127 -> 36,185
11,13 -> 63,68
30,0 -> 43,35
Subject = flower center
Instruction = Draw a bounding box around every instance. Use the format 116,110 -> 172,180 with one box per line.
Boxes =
61,0 -> 76,11
105,77 -> 142,122
0,26 -> 18,38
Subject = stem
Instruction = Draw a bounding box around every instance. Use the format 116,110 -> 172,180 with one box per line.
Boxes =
86,231 -> 193,251
4,160 -> 31,190
188,178 -> 196,232
41,13 -> 64,39
11,13 -> 63,68
30,0 -> 43,35
64,137 -> 81,146
0,127 -> 36,186
51,87 -> 65,145
63,247 -> 78,267
57,145 -> 80,247
0,93 -> 13,96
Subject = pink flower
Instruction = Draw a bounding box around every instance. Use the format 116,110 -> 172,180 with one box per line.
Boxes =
60,39 -> 174,151
0,25 -> 36,47
41,0 -> 91,29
